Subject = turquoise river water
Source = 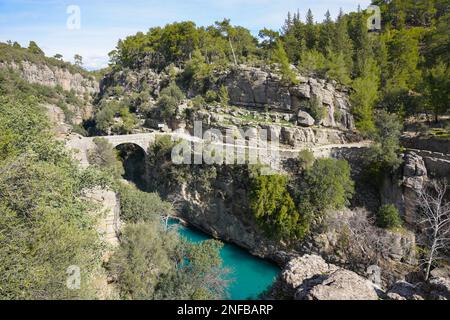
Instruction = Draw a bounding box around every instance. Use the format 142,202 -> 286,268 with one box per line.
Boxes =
172,221 -> 280,300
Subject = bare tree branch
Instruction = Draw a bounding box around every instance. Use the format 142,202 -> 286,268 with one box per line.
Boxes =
416,179 -> 450,281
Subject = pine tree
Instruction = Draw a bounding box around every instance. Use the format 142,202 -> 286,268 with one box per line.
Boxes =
349,11 -> 373,77
272,40 -> 298,85
385,28 -> 422,93
333,9 -> 353,76
318,10 -> 335,56
424,61 -> 450,122
28,41 -> 44,55
305,9 -> 317,50
351,57 -> 381,135
281,11 -> 305,62
282,12 -> 293,34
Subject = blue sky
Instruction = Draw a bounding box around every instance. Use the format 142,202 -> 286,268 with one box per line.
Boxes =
0,0 -> 371,70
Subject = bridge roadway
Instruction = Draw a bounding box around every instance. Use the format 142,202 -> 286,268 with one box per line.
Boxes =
66,130 -> 372,168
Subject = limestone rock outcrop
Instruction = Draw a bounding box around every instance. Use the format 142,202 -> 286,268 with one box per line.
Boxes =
100,67 -> 162,98
296,269 -> 380,300
280,255 -> 339,295
386,277 -> 450,300
381,149 -> 450,227
297,110 -> 315,127
428,277 -> 450,300
84,187 -> 121,248
217,65 -> 354,130
274,254 -> 380,300
0,61 -> 99,95
386,281 -> 425,300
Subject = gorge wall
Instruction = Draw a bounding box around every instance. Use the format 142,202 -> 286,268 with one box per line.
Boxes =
215,65 -> 354,130
0,60 -> 99,95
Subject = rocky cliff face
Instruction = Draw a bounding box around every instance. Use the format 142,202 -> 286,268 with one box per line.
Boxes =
100,64 -> 356,140
0,60 -> 99,95
271,253 -> 450,300
156,163 -> 416,287
381,149 -> 450,226
0,60 -> 100,134
270,254 -> 381,300
216,65 -> 354,130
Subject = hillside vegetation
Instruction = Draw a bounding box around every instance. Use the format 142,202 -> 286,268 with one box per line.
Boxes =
103,0 -> 448,134
0,0 -> 449,301
0,54 -> 229,301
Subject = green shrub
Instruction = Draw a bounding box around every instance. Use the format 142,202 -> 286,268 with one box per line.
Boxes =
118,183 -> 174,223
57,100 -> 74,124
364,110 -> 403,178
298,149 -> 315,171
205,90 -> 218,103
191,95 -> 206,110
298,158 -> 355,224
108,222 -> 229,300
272,40 -> 298,85
218,85 -> 230,106
299,49 -> 327,75
249,167 -> 303,240
0,95 -> 105,299
309,96 -> 326,123
157,83 -> 185,118
334,109 -> 343,123
377,204 -> 402,229
88,137 -> 124,178
157,95 -> 178,118
72,124 -> 88,136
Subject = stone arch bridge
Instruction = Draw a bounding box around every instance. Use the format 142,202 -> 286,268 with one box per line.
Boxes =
97,133 -> 158,153
66,131 -> 371,169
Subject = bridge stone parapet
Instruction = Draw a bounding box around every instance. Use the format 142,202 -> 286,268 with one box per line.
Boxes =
89,133 -> 158,154
67,131 -> 371,171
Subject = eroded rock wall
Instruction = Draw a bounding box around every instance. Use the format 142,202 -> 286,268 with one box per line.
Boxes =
0,60 -> 99,95
217,66 -> 354,130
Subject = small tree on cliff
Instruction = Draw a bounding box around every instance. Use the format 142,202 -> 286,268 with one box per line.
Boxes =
249,167 -> 302,240
272,40 -> 298,85
28,41 -> 44,55
74,54 -> 83,67
417,180 -> 450,281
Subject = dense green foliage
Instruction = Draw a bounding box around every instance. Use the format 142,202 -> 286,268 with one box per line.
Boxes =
365,110 -> 404,177
102,1 -> 448,135
298,159 -> 355,222
249,158 -> 354,242
0,51 -> 227,301
118,182 -> 174,223
0,42 -> 94,79
271,40 -> 298,85
94,99 -> 137,134
377,204 -> 403,229
0,94 -> 107,299
249,169 -> 301,240
88,137 -> 125,178
109,20 -> 257,71
297,149 -> 315,171
156,82 -> 185,118
108,222 -> 229,300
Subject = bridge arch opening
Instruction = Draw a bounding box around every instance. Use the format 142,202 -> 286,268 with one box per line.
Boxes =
115,143 -> 148,191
